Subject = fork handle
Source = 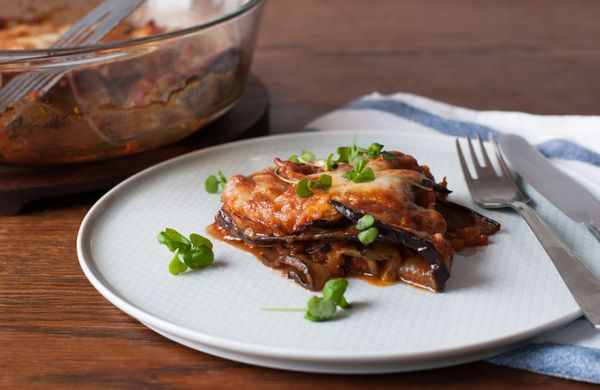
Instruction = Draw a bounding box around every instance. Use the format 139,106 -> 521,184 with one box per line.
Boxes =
510,201 -> 600,328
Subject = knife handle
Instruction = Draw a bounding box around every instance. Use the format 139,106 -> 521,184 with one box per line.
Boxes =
588,218 -> 600,244
511,201 -> 600,329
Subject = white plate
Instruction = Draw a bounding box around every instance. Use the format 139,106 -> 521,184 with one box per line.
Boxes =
77,130 -> 600,373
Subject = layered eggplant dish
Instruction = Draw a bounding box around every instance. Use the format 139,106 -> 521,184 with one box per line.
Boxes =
210,142 -> 500,292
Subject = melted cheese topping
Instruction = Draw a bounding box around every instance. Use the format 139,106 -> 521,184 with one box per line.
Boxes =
221,156 -> 447,236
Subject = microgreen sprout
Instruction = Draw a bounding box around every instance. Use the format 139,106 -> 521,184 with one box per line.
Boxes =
296,174 -> 332,198
358,226 -> 379,245
326,153 -> 338,171
344,159 -> 375,183
168,249 -> 188,275
158,228 -> 215,275
273,167 -> 300,184
322,278 -> 351,309
336,146 -> 351,164
309,174 -> 332,190
355,214 -> 379,245
205,171 -> 227,194
262,278 -> 351,322
365,142 -> 384,157
295,178 -> 314,198
305,296 -> 337,322
300,150 -> 316,163
356,214 -> 375,231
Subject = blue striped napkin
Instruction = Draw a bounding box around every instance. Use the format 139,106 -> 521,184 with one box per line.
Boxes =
307,92 -> 600,384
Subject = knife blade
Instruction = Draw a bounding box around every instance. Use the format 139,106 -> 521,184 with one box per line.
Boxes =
499,133 -> 600,243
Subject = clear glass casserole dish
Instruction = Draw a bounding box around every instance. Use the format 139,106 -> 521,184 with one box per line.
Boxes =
0,0 -> 264,164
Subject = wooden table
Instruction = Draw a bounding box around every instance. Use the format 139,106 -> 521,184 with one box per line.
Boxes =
2,1 -> 599,388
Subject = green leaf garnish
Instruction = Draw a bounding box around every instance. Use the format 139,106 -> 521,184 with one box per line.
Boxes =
337,146 -> 351,163
204,175 -> 219,194
356,214 -> 375,230
326,153 -> 338,171
322,278 -> 351,309
262,278 -> 352,321
358,226 -> 379,245
350,167 -> 375,183
190,233 -> 213,250
344,159 -> 376,183
182,245 -> 214,269
205,172 -> 227,194
300,150 -> 316,162
288,155 -> 300,163
159,229 -> 215,275
157,228 -> 191,253
366,143 -> 384,157
168,250 -> 188,275
305,296 -> 337,322
296,174 -> 332,198
296,178 -> 314,198
355,159 -> 368,173
308,174 -> 332,191
317,174 -> 332,189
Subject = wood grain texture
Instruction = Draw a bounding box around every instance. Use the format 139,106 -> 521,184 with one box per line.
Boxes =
3,0 -> 600,388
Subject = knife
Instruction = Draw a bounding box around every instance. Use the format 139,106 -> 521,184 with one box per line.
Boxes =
499,134 -> 600,244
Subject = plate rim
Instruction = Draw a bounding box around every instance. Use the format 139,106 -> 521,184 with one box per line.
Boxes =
77,129 -> 582,364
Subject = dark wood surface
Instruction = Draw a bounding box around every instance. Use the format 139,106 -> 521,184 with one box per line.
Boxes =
3,1 -> 600,388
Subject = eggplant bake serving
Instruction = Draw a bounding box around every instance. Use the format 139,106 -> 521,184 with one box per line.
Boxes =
209,143 -> 500,292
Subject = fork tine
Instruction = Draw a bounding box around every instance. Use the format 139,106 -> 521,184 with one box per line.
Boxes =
466,135 -> 489,178
12,73 -> 56,102
455,139 -> 477,194
0,74 -> 36,102
489,135 -> 512,177
477,133 -> 494,168
0,74 -> 46,110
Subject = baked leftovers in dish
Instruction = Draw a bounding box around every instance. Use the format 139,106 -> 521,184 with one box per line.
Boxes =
0,18 -> 160,50
210,143 -> 500,292
0,1 -> 261,164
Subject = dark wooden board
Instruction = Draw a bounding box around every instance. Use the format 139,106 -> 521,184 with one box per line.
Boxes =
0,75 -> 269,215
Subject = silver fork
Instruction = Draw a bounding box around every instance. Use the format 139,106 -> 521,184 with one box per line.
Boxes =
0,0 -> 144,114
456,134 -> 600,328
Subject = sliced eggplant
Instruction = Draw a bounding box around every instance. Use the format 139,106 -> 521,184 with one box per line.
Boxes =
215,208 -> 357,246
435,198 -> 500,235
433,183 -> 452,194
327,200 -> 450,289
261,254 -> 331,291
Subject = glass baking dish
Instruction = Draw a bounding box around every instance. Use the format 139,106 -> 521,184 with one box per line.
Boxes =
0,0 -> 264,164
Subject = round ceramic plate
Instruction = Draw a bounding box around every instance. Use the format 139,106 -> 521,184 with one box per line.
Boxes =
77,130 -> 600,373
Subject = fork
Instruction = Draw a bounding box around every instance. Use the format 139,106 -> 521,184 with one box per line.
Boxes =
0,0 -> 144,114
456,134 -> 600,328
